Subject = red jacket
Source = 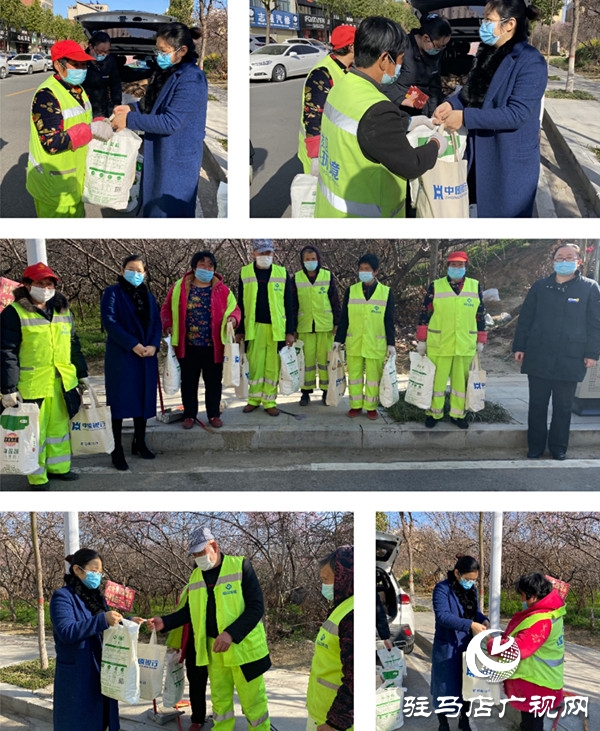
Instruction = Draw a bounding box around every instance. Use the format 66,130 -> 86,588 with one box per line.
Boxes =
161,271 -> 241,363
503,590 -> 565,712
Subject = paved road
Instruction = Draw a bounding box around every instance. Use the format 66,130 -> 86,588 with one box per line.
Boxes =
0,712 -> 52,731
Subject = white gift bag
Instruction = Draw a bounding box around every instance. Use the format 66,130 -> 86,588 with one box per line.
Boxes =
0,402 -> 39,475
290,173 -> 317,218
223,322 -> 241,388
279,345 -> 301,394
462,652 -> 501,704
101,619 -> 141,704
138,630 -> 168,701
466,353 -> 486,413
326,349 -> 346,407
163,335 -> 181,396
69,385 -> 114,456
235,340 -> 250,399
379,355 -> 400,408
294,339 -> 305,389
376,685 -> 405,731
83,128 -> 143,210
162,649 -> 185,708
404,352 -> 436,410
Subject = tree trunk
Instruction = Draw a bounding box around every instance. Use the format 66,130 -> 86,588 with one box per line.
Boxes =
479,512 -> 485,613
265,4 -> 271,46
30,512 -> 48,670
565,0 -> 580,93
546,23 -> 552,62
400,513 -> 415,606
429,241 -> 439,282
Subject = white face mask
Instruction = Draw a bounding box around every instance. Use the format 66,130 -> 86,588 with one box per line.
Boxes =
30,286 -> 55,303
255,256 -> 273,269
195,554 -> 216,571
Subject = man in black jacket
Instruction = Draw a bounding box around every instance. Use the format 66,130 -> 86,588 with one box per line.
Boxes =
512,243 -> 600,460
83,32 -> 122,118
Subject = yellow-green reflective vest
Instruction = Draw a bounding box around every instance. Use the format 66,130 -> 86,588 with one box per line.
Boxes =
346,282 -> 389,359
240,263 -> 287,342
307,595 -> 354,728
314,72 -> 407,218
187,555 -> 269,668
509,606 -> 566,689
298,54 -> 348,174
26,75 -> 92,206
295,269 -> 333,333
11,302 -> 78,399
169,276 -> 238,348
427,277 -> 480,358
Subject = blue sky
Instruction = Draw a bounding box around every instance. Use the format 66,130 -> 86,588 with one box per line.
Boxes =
54,1 -> 172,18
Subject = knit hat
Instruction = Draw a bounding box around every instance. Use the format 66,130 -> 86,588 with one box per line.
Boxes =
447,251 -> 469,263
23,262 -> 59,283
188,526 -> 215,555
253,239 -> 275,254
51,40 -> 94,63
331,25 -> 356,50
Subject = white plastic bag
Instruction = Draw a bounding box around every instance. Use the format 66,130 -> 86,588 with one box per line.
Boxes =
0,402 -> 39,475
466,353 -> 486,413
217,181 -> 228,218
279,345 -> 300,394
101,619 -> 141,704
69,385 -> 114,456
124,153 -> 143,213
376,685 -> 405,731
223,322 -> 241,388
379,355 -> 400,408
163,335 -> 181,396
138,630 -> 167,701
377,647 -> 405,688
294,339 -> 305,389
326,349 -> 346,407
290,173 -> 317,218
235,340 -> 249,399
162,649 -> 185,708
404,352 -> 436,410
462,652 -> 501,704
83,128 -> 143,210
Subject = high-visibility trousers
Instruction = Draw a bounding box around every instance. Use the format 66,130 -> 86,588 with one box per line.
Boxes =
34,197 -> 85,218
301,331 -> 333,391
28,375 -> 72,485
426,354 -> 471,420
207,638 -> 270,731
247,323 -> 280,409
347,355 -> 383,411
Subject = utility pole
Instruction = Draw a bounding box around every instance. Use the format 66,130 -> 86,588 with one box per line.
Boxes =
64,513 -> 80,573
489,513 -> 503,629
25,239 -> 47,265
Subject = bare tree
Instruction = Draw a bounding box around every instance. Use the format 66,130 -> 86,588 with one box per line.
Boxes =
30,513 -> 48,670
566,0 -> 581,92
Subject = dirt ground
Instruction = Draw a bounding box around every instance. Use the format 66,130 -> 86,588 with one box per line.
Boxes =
269,638 -> 315,673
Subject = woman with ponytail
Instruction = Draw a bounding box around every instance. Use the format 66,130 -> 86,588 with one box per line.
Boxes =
111,23 -> 207,217
434,0 -> 546,218
49,549 -> 144,731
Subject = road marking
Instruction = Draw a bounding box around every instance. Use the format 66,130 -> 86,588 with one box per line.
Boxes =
310,459 -> 600,471
5,87 -> 36,97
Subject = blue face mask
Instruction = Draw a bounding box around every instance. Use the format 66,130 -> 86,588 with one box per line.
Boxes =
479,20 -> 500,46
460,578 -> 475,590
448,267 -> 466,280
381,63 -> 402,85
304,260 -> 318,272
359,271 -> 374,284
425,47 -> 442,55
522,601 -> 529,610
157,50 -> 178,69
82,571 -> 102,590
95,54 -> 107,62
554,261 -> 577,276
123,270 -> 144,287
195,268 -> 214,283
321,583 -> 334,601
65,68 -> 87,85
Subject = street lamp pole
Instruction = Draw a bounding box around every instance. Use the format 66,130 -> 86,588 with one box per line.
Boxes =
489,512 -> 503,629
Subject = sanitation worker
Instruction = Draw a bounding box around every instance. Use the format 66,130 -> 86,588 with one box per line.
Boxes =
292,245 -> 341,406
334,253 -> 395,420
0,262 -> 89,488
148,526 -> 271,731
236,240 -> 295,416
26,39 -> 113,218
307,545 -> 354,731
298,25 -> 356,175
415,250 -> 486,429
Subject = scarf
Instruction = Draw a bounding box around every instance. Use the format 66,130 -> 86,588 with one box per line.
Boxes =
137,64 -> 179,114
447,570 -> 478,620
459,36 -> 518,108
117,275 -> 150,329
64,573 -> 106,616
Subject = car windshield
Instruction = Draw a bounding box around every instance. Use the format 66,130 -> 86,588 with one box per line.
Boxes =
13,55 -> 32,60
251,45 -> 287,56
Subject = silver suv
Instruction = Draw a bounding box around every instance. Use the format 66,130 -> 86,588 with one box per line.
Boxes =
376,530 -> 416,653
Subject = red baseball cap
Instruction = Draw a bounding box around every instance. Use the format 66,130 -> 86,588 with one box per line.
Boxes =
23,262 -> 59,283
331,25 -> 356,50
447,251 -> 469,263
51,40 -> 94,63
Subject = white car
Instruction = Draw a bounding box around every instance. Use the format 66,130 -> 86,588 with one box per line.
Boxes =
249,43 -> 327,82
8,53 -> 51,74
0,55 -> 9,79
376,530 -> 416,653
282,37 -> 329,50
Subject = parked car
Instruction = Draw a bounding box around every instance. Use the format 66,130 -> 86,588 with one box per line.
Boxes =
376,530 -> 415,653
8,53 -> 51,74
250,34 -> 277,53
249,43 -> 327,82
282,37 -> 329,50
0,55 -> 9,79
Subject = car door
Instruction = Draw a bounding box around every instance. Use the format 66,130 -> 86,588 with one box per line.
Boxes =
33,54 -> 44,71
297,45 -> 321,75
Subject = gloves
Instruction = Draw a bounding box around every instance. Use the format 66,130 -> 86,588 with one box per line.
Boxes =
430,132 -> 448,157
477,343 -> 484,353
310,157 -> 319,177
387,346 -> 396,359
416,341 -> 427,356
407,115 -> 436,132
304,134 -> 320,159
1,392 -> 20,409
91,119 -> 114,142
67,122 -> 93,150
332,342 -> 342,351
78,377 -> 91,391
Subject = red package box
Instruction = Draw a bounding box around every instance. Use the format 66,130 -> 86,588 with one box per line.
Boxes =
406,85 -> 429,110
104,580 -> 136,611
0,278 -> 19,313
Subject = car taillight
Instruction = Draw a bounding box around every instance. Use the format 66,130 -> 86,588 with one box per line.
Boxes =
399,594 -> 411,605
402,624 -> 413,637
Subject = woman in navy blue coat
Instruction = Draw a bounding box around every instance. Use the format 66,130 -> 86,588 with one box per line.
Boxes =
50,549 -> 128,731
101,254 -> 162,471
434,0 -> 546,218
431,556 -> 489,731
112,23 -> 207,217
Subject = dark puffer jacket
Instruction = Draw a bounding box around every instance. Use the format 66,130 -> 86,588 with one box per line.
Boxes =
83,55 -> 122,118
512,271 -> 600,382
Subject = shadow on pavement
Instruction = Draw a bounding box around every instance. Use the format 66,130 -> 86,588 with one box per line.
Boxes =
1,152 -> 36,217
251,154 -> 301,218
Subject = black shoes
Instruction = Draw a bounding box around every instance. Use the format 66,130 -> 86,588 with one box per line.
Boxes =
527,451 -> 543,458
450,417 -> 469,429
111,446 -> 129,471
299,392 -> 310,406
425,416 -> 437,428
551,450 -> 567,461
458,715 -> 472,731
437,715 -> 450,731
48,471 -> 79,481
322,390 -> 328,404
132,439 -> 155,459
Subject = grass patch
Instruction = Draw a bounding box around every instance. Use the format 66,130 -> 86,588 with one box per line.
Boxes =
208,93 -> 219,101
386,393 -> 512,424
414,605 -> 430,612
218,138 -> 228,151
0,658 -> 55,690
548,74 -> 561,80
72,306 -> 105,361
545,89 -> 597,100
590,147 -> 600,163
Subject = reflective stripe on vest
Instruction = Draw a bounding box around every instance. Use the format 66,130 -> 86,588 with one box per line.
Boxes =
346,282 -> 390,359
306,595 -> 353,727
26,75 -> 92,205
188,555 -> 269,668
314,72 -> 407,219
509,607 -> 565,689
11,302 -> 78,399
241,263 -> 287,342
427,277 -> 479,357
295,269 -> 333,333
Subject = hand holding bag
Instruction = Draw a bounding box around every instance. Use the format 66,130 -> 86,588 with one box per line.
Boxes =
138,629 -> 168,701
222,321 -> 241,388
465,353 -> 486,413
69,384 -> 115,456
404,352 -> 436,410
101,618 -> 141,704
83,128 -> 143,210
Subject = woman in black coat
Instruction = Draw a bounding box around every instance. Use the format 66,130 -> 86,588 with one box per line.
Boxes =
83,32 -> 122,118
512,243 -> 600,460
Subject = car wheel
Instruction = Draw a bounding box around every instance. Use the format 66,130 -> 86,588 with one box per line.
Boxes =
403,643 -> 414,655
27,65 -> 33,74
0,67 -> 6,79
271,64 -> 286,82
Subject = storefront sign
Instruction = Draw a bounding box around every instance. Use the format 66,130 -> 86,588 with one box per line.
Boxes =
249,6 -> 299,30
299,13 -> 327,30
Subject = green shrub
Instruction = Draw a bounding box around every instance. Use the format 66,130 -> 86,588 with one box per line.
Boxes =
0,659 -> 56,690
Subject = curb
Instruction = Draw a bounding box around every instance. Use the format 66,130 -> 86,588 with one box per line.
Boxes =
0,683 -> 52,723
202,140 -> 227,184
